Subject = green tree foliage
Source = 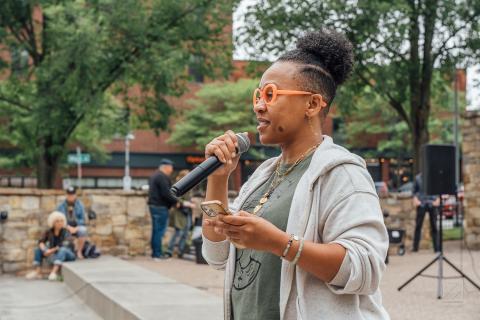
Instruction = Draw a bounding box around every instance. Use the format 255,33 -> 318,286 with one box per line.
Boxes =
169,79 -> 258,148
336,71 -> 464,158
238,0 -> 480,173
0,0 -> 233,187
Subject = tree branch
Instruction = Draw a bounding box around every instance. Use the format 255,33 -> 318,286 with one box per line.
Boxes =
370,37 -> 408,63
0,95 -> 31,111
95,1 -> 216,95
355,65 -> 411,129
22,4 -> 41,65
433,12 -> 480,62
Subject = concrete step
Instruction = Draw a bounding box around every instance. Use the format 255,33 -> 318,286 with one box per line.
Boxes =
62,256 -> 223,320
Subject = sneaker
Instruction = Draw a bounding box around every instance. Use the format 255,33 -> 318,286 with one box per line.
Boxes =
25,270 -> 42,280
48,272 -> 59,281
152,255 -> 171,262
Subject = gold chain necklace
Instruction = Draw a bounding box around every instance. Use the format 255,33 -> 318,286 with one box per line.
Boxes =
252,143 -> 320,215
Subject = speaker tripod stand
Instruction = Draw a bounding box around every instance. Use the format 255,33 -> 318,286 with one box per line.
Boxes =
398,196 -> 480,298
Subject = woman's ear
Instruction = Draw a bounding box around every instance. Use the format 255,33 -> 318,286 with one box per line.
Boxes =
305,94 -> 327,117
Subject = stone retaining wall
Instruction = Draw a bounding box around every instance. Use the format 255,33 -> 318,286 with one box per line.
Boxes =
0,188 -> 152,274
0,188 -> 438,274
380,194 -> 437,252
463,110 -> 480,249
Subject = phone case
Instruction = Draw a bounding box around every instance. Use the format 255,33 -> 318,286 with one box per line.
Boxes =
201,201 -> 230,217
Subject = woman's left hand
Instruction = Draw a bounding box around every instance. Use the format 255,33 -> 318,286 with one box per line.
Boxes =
204,211 -> 285,254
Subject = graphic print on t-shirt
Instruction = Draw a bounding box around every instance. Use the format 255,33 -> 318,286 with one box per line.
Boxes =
233,250 -> 261,290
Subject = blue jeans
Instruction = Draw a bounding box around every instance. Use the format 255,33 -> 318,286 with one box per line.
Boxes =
167,215 -> 192,255
33,247 -> 76,266
149,206 -> 169,258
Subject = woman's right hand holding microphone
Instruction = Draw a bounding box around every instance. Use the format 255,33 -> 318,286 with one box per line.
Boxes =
204,130 -> 241,177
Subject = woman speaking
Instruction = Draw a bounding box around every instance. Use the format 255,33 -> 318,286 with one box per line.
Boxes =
202,29 -> 390,320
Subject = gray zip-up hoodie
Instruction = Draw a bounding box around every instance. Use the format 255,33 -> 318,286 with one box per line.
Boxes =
202,136 -> 390,320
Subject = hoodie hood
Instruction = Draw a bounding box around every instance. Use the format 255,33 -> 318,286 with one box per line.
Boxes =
250,135 -> 366,190
307,135 -> 366,181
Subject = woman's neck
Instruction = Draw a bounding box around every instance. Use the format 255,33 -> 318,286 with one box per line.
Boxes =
53,228 -> 61,236
280,133 -> 323,164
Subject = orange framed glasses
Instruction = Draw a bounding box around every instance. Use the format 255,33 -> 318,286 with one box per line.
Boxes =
253,83 -> 313,108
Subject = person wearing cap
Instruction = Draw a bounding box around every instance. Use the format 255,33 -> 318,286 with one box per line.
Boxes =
147,158 -> 178,260
57,186 -> 88,259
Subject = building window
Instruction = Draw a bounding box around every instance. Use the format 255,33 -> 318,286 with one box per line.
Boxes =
96,178 -> 123,188
0,176 -> 37,188
63,178 -> 96,189
132,178 -> 149,189
188,55 -> 205,83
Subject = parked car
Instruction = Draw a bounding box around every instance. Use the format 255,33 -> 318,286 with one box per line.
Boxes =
374,181 -> 389,198
441,194 -> 456,218
441,183 -> 464,220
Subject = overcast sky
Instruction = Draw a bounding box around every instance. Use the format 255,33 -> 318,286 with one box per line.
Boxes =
232,0 -> 260,61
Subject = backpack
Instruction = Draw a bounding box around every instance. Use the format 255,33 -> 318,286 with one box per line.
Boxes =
82,240 -> 101,259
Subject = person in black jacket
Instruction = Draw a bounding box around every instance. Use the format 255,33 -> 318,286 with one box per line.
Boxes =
25,211 -> 76,281
412,173 -> 440,252
148,158 -> 178,259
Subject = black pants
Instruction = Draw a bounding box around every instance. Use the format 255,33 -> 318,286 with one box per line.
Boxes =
413,205 -> 440,252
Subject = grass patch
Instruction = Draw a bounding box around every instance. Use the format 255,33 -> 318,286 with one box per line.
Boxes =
443,227 -> 462,240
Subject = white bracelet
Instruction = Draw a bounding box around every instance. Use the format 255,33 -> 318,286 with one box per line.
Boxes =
291,238 -> 304,265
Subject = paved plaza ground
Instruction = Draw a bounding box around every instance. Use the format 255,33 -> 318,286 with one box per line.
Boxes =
132,240 -> 480,320
0,275 -> 101,320
0,240 -> 479,320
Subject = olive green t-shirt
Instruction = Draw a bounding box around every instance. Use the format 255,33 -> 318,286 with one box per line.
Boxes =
231,153 -> 314,320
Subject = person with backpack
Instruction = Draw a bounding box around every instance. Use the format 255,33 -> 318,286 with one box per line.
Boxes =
57,186 -> 88,259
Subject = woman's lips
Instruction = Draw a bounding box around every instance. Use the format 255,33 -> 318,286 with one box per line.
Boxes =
257,119 -> 270,130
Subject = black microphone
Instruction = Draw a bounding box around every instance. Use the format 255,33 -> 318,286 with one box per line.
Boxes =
171,133 -> 250,197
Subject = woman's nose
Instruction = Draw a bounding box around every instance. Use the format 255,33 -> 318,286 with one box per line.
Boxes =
253,100 -> 267,113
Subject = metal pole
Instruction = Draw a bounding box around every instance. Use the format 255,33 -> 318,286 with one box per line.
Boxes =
454,68 -> 460,188
437,195 -> 444,299
76,146 -> 82,190
123,134 -> 132,191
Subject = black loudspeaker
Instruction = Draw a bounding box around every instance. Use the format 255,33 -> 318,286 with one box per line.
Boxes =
422,144 -> 456,195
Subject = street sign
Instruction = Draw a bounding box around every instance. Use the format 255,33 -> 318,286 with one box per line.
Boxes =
68,153 -> 91,164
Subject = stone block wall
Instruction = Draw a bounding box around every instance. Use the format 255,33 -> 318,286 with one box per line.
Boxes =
0,188 -> 153,274
463,110 -> 480,249
0,187 -> 438,274
380,195 -> 436,252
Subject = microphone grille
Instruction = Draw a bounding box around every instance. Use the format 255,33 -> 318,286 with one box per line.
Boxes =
236,132 -> 250,154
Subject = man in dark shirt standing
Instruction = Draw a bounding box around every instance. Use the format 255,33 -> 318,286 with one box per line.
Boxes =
148,159 -> 178,259
412,172 -> 440,252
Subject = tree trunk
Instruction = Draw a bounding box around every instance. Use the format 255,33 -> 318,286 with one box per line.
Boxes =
408,0 -> 436,176
411,114 -> 430,175
37,146 -> 60,189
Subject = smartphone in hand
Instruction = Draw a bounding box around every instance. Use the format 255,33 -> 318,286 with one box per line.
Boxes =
201,200 -> 231,217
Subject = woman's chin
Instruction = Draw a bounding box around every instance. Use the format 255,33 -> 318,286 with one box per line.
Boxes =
258,132 -> 277,146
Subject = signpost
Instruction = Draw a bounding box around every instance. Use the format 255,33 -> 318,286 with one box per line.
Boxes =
123,133 -> 135,191
68,149 -> 90,189
67,153 -> 91,164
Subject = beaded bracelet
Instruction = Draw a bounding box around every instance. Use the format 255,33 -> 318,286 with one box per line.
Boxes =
281,234 -> 299,259
291,238 -> 305,265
